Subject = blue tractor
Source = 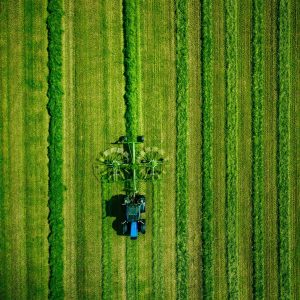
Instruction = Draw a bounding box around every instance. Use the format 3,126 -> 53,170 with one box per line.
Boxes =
95,135 -> 165,239
122,194 -> 146,239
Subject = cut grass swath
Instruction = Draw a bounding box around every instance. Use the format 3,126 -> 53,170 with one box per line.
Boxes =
47,0 -> 64,298
175,0 -> 189,299
277,0 -> 291,298
152,182 -> 164,299
123,0 -> 139,140
122,0 -> 140,298
251,0 -> 265,297
200,0 -> 214,298
101,182 -> 113,299
224,0 -> 238,298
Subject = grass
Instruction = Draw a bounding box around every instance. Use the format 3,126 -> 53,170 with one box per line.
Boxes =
175,0 -> 189,299
200,0 -> 214,298
152,182 -> 164,299
47,0 -> 64,298
277,0 -> 291,298
224,0 -> 239,298
251,0 -> 265,297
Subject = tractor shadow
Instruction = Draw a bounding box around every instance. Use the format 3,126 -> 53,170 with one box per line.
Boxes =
106,194 -> 128,236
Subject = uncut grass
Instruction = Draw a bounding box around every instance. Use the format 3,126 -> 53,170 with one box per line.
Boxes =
224,0 -> 239,298
236,0 -> 253,297
277,0 -> 291,298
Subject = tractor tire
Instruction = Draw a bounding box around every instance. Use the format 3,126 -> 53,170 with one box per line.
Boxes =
140,220 -> 146,234
122,223 -> 128,235
141,203 -> 146,213
137,136 -> 145,142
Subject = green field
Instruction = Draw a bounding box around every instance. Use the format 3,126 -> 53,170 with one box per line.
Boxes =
0,0 -> 299,299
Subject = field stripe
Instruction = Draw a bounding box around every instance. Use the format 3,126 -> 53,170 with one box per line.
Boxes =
62,0 -> 77,298
24,0 -> 50,298
251,0 -> 265,297
200,0 -> 214,298
0,2 -> 27,298
236,0 -> 253,297
0,3 -> 8,297
175,0 -> 189,299
187,0 -> 202,297
47,0 -> 64,298
290,0 -> 300,297
224,0 -> 239,298
277,0 -> 292,298
212,0 -> 227,298
101,182 -> 113,299
263,0 -> 279,297
152,182 -> 164,299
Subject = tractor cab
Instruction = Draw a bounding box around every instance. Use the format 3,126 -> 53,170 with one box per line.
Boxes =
122,194 -> 146,239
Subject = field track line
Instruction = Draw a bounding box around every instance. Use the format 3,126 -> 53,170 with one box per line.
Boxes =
224,0 -> 239,298
277,0 -> 292,298
236,0 -> 253,298
152,182 -> 164,299
251,0 -> 265,298
212,0 -> 227,298
175,0 -> 189,298
1,2 -> 27,298
62,0 -> 78,298
290,0 -> 300,297
105,0 -> 126,298
263,0 -> 279,297
200,0 -> 214,298
187,0 -> 202,298
0,2 -> 9,297
24,0 -> 50,298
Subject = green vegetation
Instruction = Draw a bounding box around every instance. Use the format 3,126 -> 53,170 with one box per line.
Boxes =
47,0 -> 64,298
175,0 -> 189,299
277,0 -> 291,298
224,0 -> 239,298
251,0 -> 265,297
123,0 -> 139,140
200,0 -> 214,298
0,0 -> 299,299
152,182 -> 164,299
101,182 -> 113,299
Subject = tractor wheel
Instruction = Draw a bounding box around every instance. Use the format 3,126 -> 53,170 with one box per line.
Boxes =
141,202 -> 146,213
122,223 -> 128,234
140,220 -> 146,234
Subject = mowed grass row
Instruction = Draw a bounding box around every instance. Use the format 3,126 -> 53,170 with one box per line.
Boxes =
200,0 -> 214,298
152,182 -> 164,299
123,0 -> 139,298
224,0 -> 239,298
101,183 -> 113,299
251,0 -> 265,297
277,0 -> 291,298
24,1 -> 50,299
47,0 -> 64,298
175,0 -> 189,298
